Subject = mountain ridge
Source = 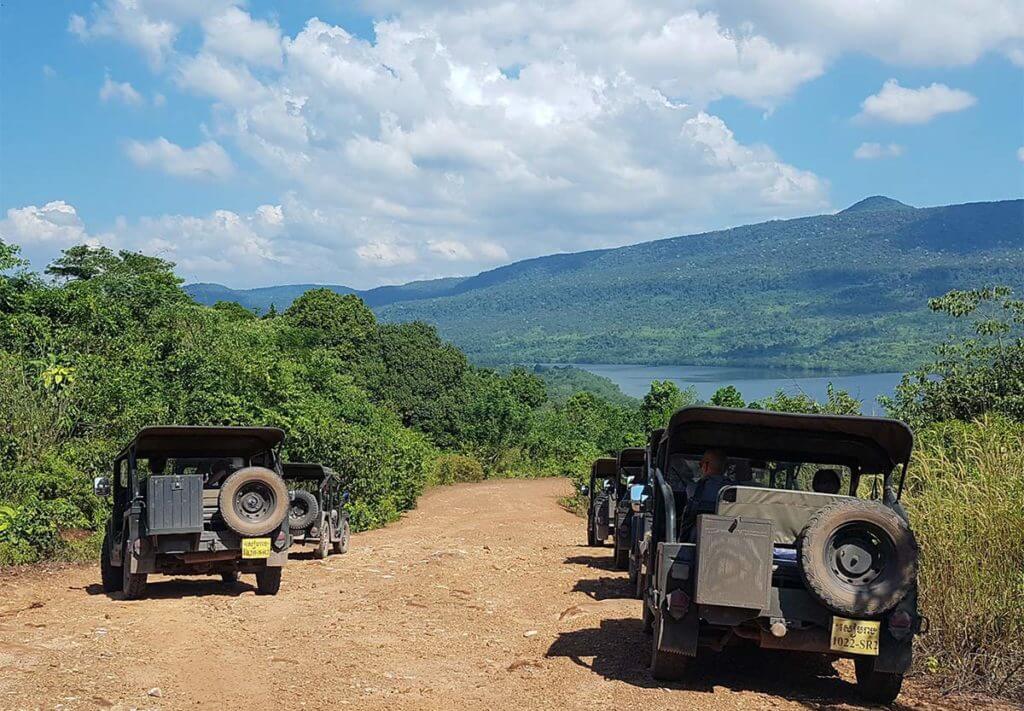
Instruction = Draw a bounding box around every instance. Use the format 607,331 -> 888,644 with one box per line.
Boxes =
185,197 -> 1024,370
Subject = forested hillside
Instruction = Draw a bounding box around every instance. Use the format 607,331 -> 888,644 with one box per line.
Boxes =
187,198 -> 1024,371
0,242 -> 645,564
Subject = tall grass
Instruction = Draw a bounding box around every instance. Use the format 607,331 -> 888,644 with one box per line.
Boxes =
903,416 -> 1024,699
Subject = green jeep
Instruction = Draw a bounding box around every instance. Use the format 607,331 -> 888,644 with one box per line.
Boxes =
583,458 -> 617,546
611,447 -> 646,570
283,462 -> 351,559
95,426 -> 292,599
642,407 -> 923,704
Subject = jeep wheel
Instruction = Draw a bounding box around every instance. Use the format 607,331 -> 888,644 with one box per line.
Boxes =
333,519 -> 350,555
587,521 -> 597,547
121,541 -> 147,600
287,489 -> 319,531
855,656 -> 904,704
221,571 -> 240,584
255,566 -> 282,595
798,500 -> 917,617
219,467 -> 290,537
100,530 -> 121,594
313,518 -> 330,559
614,544 -> 629,570
642,599 -> 654,635
650,608 -> 689,680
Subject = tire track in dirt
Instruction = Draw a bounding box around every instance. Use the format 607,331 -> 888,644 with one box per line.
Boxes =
0,478 -> 1014,710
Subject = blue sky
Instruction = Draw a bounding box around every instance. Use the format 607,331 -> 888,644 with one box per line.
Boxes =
1,1 -> 1022,288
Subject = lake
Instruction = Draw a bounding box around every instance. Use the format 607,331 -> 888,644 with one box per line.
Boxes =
562,364 -> 904,414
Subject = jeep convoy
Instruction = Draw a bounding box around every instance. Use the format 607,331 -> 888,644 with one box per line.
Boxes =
624,406 -> 923,704
96,406 -> 922,704
95,426 -> 350,599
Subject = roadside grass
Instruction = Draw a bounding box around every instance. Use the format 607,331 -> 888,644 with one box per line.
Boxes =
903,416 -> 1024,699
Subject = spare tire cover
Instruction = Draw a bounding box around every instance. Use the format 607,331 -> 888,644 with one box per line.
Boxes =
219,467 -> 290,537
798,499 -> 918,618
288,489 -> 319,531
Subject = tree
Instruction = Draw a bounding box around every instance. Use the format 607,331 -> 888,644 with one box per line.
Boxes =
710,385 -> 745,408
639,380 -> 696,432
283,289 -> 376,356
883,286 -> 1024,426
749,384 -> 861,415
44,245 -> 119,281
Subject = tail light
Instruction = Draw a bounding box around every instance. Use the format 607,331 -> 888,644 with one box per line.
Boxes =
274,530 -> 287,549
667,589 -> 691,618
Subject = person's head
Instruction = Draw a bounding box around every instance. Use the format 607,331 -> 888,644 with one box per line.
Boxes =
699,449 -> 726,479
812,468 -> 842,494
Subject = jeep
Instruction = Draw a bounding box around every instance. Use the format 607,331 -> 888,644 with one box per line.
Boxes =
283,462 -> 351,559
611,447 -> 646,570
628,427 -> 663,598
95,426 -> 292,599
641,407 -> 922,704
583,457 -> 617,547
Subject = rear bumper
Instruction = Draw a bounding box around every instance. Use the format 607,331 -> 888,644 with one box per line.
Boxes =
131,529 -> 290,573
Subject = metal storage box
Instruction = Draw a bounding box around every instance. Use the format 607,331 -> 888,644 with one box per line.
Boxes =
146,475 -> 204,534
694,514 -> 773,612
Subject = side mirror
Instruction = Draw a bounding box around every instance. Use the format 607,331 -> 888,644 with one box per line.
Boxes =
580,485 -> 590,497
93,476 -> 111,497
342,490 -> 351,503
629,483 -> 648,513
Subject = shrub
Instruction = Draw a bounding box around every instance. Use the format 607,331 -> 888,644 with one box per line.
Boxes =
903,416 -> 1024,698
431,454 -> 485,485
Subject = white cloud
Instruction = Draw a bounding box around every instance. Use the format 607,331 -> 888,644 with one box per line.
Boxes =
857,79 -> 976,124
124,137 -> 234,180
853,142 -> 905,160
201,7 -> 282,68
1,201 -> 94,246
57,0 -> 1022,285
99,73 -> 144,106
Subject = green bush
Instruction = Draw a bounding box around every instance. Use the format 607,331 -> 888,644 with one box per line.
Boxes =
903,416 -> 1024,698
431,454 -> 485,485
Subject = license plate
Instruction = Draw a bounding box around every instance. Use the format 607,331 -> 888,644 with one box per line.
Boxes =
830,617 -> 881,655
241,538 -> 271,559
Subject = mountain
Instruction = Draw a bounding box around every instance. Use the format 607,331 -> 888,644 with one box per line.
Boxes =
186,197 -> 1024,371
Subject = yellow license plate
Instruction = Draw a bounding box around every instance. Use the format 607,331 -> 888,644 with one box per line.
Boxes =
830,617 -> 881,655
241,538 -> 271,559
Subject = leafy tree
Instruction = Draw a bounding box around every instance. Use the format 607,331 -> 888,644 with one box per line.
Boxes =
44,245 -> 120,281
883,286 -> 1024,426
749,383 -> 862,415
639,380 -> 696,432
710,385 -> 745,408
284,289 -> 376,356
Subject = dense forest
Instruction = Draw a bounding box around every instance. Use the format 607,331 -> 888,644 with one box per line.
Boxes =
2,239 -> 1022,698
188,197 -> 1024,372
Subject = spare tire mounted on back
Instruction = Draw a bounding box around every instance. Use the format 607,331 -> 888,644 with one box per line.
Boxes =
798,499 -> 917,618
219,466 -> 290,537
287,489 -> 319,531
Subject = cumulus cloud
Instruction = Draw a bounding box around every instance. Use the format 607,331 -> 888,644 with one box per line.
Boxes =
857,80 -> 976,124
1,201 -> 94,246
124,137 -> 234,180
55,0 -> 1022,285
853,142 -> 905,160
99,73 -> 143,105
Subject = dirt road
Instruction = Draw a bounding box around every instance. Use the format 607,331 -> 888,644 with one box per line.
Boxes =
0,479 -> 1012,711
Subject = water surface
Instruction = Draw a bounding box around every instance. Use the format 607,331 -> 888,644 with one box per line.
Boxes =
561,364 -> 903,414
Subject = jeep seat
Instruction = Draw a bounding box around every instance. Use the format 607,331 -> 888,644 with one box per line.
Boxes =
716,485 -> 847,544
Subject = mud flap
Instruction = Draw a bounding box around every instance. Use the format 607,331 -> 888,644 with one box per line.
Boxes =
657,606 -> 700,657
874,634 -> 913,674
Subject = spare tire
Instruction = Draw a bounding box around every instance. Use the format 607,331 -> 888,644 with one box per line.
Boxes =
287,489 -> 319,531
798,499 -> 917,618
219,467 -> 290,537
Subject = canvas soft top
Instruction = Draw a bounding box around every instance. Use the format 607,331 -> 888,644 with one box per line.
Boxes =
282,462 -> 339,481
665,406 -> 913,472
121,426 -> 286,459
591,457 -> 617,477
617,448 -> 646,467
